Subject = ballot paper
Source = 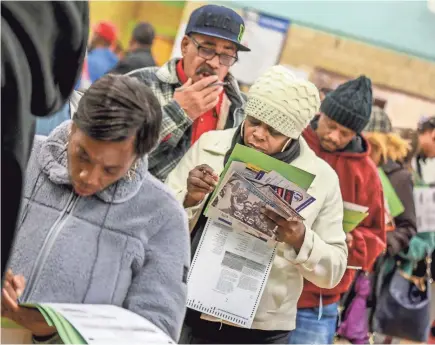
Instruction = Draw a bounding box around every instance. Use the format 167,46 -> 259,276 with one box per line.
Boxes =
187,219 -> 276,328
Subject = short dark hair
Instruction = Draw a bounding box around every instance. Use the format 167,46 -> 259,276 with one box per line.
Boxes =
132,22 -> 155,45
417,116 -> 435,134
73,74 -> 162,157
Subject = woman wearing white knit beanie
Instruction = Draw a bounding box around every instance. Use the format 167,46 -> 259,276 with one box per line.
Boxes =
166,65 -> 348,344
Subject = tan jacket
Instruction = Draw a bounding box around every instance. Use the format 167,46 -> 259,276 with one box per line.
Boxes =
165,128 -> 348,331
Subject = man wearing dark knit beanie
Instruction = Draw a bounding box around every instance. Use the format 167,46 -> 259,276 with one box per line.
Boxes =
289,76 -> 387,344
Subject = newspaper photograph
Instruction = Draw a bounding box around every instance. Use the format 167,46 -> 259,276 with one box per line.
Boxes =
220,162 -> 315,213
208,172 -> 294,241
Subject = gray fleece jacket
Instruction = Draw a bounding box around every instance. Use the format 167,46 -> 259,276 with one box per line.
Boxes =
7,121 -> 190,341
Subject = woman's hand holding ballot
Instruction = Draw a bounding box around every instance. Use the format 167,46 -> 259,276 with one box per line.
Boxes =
2,269 -> 56,337
261,207 -> 306,253
184,164 -> 219,208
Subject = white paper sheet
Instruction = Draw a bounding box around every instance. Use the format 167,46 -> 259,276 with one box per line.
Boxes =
45,304 -> 175,344
230,10 -> 290,85
187,219 -> 276,328
414,187 -> 435,232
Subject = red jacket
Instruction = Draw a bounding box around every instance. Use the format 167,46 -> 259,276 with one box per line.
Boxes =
298,125 -> 386,308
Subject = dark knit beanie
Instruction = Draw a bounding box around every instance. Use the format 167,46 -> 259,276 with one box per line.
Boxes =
320,75 -> 373,133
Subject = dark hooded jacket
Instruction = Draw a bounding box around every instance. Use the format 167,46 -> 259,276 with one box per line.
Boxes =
381,159 -> 417,255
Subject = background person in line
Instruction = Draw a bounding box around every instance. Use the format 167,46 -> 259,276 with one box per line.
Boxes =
166,66 -> 347,344
111,22 -> 157,74
126,4 -> 251,181
364,106 -> 417,256
415,116 -> 435,185
291,76 -> 386,344
85,21 -> 119,83
2,75 -> 190,343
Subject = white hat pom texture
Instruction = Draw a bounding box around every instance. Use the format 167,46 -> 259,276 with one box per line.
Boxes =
245,65 -> 321,139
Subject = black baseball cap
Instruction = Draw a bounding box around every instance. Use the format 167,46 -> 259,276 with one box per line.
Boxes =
185,5 -> 250,52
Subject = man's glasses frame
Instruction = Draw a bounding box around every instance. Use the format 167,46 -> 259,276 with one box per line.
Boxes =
189,36 -> 238,67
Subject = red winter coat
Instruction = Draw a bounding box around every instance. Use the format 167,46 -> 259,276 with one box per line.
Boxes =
298,125 -> 386,308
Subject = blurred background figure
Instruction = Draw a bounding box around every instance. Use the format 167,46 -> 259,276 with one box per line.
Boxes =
396,128 -> 420,174
319,87 -> 333,102
111,22 -> 156,74
364,106 -> 417,257
417,116 -> 435,160
35,103 -> 70,137
35,90 -> 84,136
1,1 -> 89,277
114,40 -> 125,60
86,21 -> 119,83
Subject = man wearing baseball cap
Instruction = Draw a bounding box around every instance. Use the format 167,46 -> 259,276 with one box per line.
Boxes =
128,4 -> 250,181
85,21 -> 119,83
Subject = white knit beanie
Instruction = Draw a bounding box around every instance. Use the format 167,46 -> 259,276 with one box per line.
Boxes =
245,65 -> 321,139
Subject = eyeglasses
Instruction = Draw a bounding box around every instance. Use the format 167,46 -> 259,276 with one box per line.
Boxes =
190,36 -> 238,67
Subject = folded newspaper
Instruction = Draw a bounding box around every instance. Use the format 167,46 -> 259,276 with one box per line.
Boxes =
1,304 -> 174,344
204,144 -> 317,241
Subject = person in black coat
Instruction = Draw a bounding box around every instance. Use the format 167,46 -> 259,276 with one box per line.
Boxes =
1,1 -> 89,277
364,107 -> 417,256
111,22 -> 157,74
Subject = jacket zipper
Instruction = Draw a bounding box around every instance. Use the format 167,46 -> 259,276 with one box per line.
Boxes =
21,192 -> 79,302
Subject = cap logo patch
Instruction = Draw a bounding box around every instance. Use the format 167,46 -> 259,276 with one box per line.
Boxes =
238,24 -> 245,42
195,13 -> 239,34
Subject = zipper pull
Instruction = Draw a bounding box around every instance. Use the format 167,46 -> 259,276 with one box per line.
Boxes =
66,195 -> 77,213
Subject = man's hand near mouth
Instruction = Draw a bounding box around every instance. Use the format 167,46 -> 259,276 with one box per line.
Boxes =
174,75 -> 224,120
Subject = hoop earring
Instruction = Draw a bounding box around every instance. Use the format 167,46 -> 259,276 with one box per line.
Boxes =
281,138 -> 292,153
126,160 -> 139,181
240,120 -> 245,138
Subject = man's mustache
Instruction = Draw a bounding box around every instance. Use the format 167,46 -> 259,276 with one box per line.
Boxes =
195,65 -> 217,76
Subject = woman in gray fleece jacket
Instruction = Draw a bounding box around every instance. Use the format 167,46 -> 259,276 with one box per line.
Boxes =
2,75 -> 190,343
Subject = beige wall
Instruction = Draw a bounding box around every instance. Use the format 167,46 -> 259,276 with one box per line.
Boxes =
373,87 -> 434,128
311,69 -> 435,129
280,25 -> 435,101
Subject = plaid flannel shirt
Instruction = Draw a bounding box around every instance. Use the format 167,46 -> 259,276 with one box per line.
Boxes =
127,58 -> 246,181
